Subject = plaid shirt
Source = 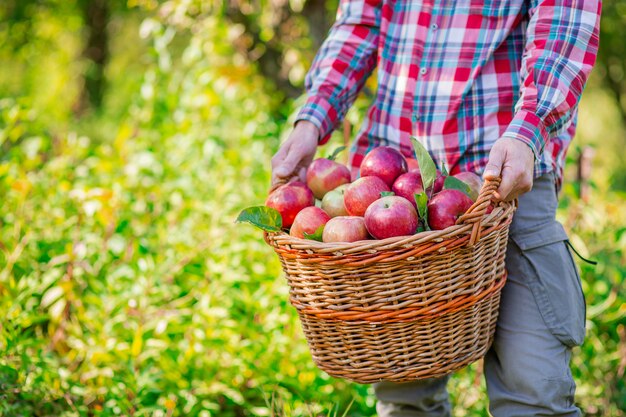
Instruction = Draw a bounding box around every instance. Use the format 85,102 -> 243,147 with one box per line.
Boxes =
296,0 -> 601,184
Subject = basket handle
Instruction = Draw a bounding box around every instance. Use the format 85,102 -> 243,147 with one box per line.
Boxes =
455,177 -> 501,245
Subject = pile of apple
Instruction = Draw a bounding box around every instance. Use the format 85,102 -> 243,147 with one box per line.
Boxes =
265,145 -> 484,243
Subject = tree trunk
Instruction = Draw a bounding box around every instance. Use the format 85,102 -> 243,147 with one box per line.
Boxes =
303,0 -> 333,51
224,5 -> 299,100
76,0 -> 109,115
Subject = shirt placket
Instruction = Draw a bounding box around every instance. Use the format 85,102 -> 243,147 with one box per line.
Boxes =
413,1 -> 441,135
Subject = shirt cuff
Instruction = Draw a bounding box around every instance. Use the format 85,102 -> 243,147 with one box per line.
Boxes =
501,109 -> 549,160
295,95 -> 339,145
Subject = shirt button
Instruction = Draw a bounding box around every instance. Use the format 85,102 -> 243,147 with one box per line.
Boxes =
431,23 -> 438,30
419,68 -> 427,76
412,112 -> 421,122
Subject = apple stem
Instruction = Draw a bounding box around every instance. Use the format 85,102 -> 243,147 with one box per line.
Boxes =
327,145 -> 347,161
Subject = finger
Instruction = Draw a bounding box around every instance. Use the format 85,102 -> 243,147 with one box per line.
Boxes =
269,180 -> 284,193
271,141 -> 290,168
494,164 -> 517,201
271,166 -> 286,189
483,145 -> 505,200
505,173 -> 533,202
483,149 -> 504,181
297,166 -> 307,183
273,149 -> 302,180
271,143 -> 290,186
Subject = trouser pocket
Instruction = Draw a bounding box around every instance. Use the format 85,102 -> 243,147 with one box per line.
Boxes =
506,221 -> 586,348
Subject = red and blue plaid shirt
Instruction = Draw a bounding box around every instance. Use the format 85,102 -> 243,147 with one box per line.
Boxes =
297,0 -> 601,185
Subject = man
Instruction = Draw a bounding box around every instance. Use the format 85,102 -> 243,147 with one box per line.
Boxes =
271,1 -> 600,415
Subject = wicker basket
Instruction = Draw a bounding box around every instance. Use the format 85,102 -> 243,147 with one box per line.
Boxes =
265,178 -> 516,384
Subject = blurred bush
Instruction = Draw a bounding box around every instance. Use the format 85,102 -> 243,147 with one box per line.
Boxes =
0,1 -> 624,416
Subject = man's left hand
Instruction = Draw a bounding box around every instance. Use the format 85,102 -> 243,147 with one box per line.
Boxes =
483,137 -> 535,202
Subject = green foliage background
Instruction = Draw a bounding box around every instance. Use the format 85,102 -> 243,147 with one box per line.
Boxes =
0,1 -> 624,416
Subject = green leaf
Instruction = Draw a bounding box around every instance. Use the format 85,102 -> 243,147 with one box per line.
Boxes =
0,365 -> 18,384
410,136 -> 437,195
303,224 -> 324,241
414,192 -> 430,231
444,176 -> 473,198
235,206 -> 282,232
327,145 -> 346,161
380,191 -> 395,197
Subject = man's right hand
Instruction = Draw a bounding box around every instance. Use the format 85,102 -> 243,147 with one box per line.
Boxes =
271,120 -> 319,190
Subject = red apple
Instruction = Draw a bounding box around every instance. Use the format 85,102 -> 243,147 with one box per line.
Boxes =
265,181 -> 315,228
427,189 -> 474,230
290,206 -> 331,239
364,196 -> 419,239
452,172 -> 483,201
408,167 -> 445,195
321,184 -> 349,218
306,158 -> 351,199
344,176 -> 390,217
432,170 -> 446,194
392,171 -> 424,208
406,158 -> 420,172
322,216 -> 370,243
360,146 -> 408,187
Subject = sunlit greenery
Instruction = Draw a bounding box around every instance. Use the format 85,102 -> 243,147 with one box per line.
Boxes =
0,1 -> 624,416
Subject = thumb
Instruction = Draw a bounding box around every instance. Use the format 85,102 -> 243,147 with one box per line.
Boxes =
483,146 -> 505,180
274,151 -> 302,179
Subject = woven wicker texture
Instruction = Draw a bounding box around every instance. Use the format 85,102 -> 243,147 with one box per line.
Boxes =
265,178 -> 516,383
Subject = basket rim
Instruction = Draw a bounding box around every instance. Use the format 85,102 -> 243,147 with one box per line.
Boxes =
266,200 -> 516,254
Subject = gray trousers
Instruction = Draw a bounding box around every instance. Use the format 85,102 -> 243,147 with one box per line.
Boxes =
374,173 -> 586,416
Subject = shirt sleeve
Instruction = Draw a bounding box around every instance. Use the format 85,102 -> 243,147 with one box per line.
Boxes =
502,0 -> 601,159
296,0 -> 381,145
